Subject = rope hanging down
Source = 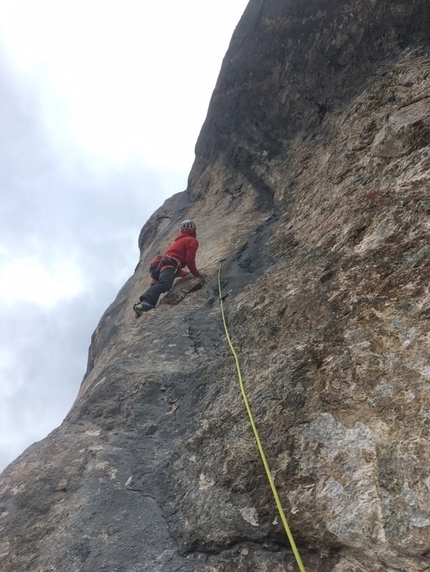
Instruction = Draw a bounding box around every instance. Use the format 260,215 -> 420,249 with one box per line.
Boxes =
217,261 -> 306,572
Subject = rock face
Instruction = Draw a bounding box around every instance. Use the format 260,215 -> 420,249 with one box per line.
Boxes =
1,1 -> 430,570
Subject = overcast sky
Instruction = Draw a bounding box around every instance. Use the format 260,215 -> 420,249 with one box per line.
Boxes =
0,0 -> 249,472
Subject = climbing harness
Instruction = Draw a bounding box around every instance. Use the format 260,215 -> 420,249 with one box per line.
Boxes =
149,254 -> 180,284
217,260 -> 306,572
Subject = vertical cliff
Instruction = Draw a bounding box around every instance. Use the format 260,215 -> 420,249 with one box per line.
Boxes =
1,1 -> 430,570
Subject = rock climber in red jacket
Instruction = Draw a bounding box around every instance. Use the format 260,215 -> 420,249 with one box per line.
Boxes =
133,220 -> 204,316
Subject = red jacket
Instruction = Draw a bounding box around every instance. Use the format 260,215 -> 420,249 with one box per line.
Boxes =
164,231 -> 200,277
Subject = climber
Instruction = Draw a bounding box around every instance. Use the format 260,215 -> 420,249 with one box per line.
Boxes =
133,219 -> 205,317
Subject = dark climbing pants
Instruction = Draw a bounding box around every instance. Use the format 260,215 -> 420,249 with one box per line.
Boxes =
140,266 -> 177,307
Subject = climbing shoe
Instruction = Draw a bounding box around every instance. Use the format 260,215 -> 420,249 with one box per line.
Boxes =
133,302 -> 154,317
133,303 -> 144,317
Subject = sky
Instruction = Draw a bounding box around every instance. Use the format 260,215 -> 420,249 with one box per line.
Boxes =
0,0 -> 249,472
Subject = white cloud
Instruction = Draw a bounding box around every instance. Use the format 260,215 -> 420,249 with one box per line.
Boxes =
0,0 -> 248,171
0,253 -> 84,308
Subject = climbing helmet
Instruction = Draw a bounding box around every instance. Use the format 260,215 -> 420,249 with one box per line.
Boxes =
180,220 -> 196,230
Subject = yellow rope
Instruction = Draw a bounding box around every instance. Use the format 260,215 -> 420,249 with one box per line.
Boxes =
217,261 -> 306,572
